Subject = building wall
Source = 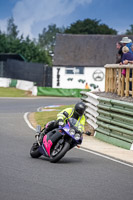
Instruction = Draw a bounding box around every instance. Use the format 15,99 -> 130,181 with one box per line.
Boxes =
52,66 -> 105,91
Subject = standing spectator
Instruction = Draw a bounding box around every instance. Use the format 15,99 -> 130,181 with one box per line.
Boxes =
116,42 -> 123,63
120,36 -> 133,54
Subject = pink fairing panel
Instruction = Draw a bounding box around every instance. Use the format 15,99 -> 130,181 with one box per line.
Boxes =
43,135 -> 53,157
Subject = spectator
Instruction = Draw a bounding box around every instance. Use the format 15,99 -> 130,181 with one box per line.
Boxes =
116,42 -> 123,63
120,36 -> 133,54
121,46 -> 133,64
126,44 -> 133,63
120,46 -> 133,91
120,46 -> 133,87
131,44 -> 133,54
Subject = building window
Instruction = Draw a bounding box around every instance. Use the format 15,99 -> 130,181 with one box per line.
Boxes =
65,67 -> 84,74
65,68 -> 74,74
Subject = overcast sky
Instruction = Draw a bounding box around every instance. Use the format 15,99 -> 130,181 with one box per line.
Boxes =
0,0 -> 133,39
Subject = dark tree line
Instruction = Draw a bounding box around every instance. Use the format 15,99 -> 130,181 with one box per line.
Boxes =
64,19 -> 117,34
0,17 -> 51,65
0,17 -> 132,64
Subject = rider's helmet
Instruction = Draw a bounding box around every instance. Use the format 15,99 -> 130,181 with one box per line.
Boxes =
74,102 -> 86,117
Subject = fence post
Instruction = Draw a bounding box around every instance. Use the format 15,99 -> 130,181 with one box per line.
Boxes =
121,75 -> 125,97
118,69 -> 121,96
125,68 -> 130,97
114,69 -> 117,93
105,68 -> 109,92
110,68 -> 114,92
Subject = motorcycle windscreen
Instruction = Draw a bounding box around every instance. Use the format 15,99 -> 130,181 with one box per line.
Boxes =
69,118 -> 83,132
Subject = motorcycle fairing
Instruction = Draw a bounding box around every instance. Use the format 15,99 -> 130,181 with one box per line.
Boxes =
38,135 -> 52,157
62,124 -> 82,144
42,135 -> 53,157
40,129 -> 63,157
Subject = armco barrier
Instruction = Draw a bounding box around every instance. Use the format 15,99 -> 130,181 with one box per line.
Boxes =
80,91 -> 133,150
37,87 -> 90,97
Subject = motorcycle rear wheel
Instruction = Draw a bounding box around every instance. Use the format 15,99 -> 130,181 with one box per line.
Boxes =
50,142 -> 70,163
30,144 -> 42,158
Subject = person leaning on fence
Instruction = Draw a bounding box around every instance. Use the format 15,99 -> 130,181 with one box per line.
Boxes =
120,46 -> 133,76
131,43 -> 133,54
120,36 -> 133,54
120,46 -> 133,92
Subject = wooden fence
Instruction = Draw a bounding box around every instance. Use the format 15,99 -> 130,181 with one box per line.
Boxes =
105,64 -> 133,97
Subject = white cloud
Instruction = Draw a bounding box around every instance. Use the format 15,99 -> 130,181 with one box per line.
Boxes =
0,18 -> 7,33
12,0 -> 92,38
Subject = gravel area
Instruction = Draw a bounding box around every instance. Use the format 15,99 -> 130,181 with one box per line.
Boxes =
93,92 -> 133,103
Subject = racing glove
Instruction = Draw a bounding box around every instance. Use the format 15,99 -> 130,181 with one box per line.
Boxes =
57,119 -> 65,127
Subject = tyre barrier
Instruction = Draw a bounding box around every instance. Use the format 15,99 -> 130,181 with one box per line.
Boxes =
80,91 -> 133,150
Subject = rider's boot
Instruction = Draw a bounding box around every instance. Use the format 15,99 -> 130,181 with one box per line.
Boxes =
39,130 -> 46,144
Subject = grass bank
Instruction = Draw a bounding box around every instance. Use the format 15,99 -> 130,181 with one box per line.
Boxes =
34,105 -> 73,127
0,87 -> 32,97
34,104 -> 90,133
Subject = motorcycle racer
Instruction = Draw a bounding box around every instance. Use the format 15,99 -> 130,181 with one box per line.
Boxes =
31,102 -> 86,162
40,102 -> 86,141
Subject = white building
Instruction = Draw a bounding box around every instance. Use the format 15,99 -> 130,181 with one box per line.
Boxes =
53,67 -> 105,91
52,34 -> 120,91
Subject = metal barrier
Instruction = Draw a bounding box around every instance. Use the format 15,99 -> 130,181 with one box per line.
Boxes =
81,91 -> 133,150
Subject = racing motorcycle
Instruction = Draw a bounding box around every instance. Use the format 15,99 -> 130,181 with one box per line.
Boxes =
30,112 -> 83,163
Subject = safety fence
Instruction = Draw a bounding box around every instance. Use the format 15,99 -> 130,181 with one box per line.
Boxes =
105,64 -> 133,97
37,87 -> 90,97
0,60 -> 52,87
81,91 -> 133,150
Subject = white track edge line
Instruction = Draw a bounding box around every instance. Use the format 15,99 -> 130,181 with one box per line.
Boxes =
23,112 -> 36,131
78,147 -> 133,168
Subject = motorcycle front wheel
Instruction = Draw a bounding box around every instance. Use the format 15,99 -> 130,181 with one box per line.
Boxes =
50,141 -> 70,163
30,143 -> 42,158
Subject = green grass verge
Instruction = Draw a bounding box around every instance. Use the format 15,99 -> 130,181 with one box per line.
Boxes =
34,104 -> 89,133
34,105 -> 74,127
0,87 -> 31,97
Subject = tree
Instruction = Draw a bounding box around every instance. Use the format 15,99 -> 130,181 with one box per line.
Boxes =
64,18 -> 117,35
38,24 -> 64,51
0,32 -> 51,65
0,32 -> 9,53
125,25 -> 133,35
20,36 -> 51,64
7,17 -> 19,39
